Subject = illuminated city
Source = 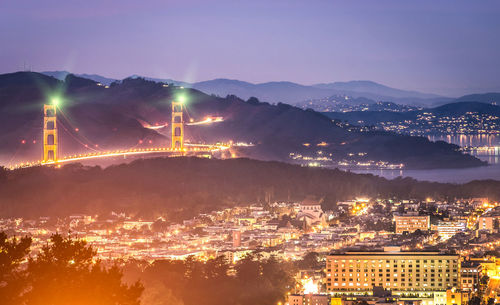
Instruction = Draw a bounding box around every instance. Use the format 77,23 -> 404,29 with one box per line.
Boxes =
1,2 -> 500,305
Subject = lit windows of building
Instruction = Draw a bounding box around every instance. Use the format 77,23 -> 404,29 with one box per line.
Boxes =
325,248 -> 460,305
394,214 -> 430,234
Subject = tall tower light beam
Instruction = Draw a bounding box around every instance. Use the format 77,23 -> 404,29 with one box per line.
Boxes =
171,99 -> 184,150
43,100 -> 58,163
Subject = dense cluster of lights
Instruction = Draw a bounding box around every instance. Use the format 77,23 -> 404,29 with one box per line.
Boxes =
376,111 -> 500,137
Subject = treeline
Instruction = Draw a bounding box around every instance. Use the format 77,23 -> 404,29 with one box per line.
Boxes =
0,157 -> 499,221
1,231 -> 298,305
122,254 -> 296,305
0,232 -> 142,305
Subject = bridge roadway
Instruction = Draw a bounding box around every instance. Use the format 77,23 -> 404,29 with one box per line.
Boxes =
9,143 -> 230,170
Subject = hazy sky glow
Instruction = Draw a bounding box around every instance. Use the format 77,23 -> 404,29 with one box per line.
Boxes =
1,0 -> 499,96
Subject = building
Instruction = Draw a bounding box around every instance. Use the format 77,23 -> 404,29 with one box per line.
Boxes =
477,208 -> 500,233
460,261 -> 481,292
331,286 -> 418,305
436,221 -> 466,240
445,288 -> 470,305
122,220 -> 154,230
232,230 -> 241,248
341,298 -> 422,305
288,294 -> 330,305
297,197 -> 325,227
469,257 -> 499,279
325,249 -> 460,305
394,214 -> 430,234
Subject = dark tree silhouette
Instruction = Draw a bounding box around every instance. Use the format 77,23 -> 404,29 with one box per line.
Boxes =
126,253 -> 296,305
2,158 -> 500,221
468,296 -> 481,305
297,252 -> 322,270
0,232 -> 32,304
23,233 -> 143,305
247,96 -> 261,105
0,232 -> 143,305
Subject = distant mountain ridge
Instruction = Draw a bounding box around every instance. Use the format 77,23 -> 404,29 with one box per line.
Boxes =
40,71 -> 500,111
190,79 -> 453,106
313,80 -> 441,99
128,74 -> 191,87
41,70 -> 118,85
455,93 -> 500,104
40,71 -> 450,106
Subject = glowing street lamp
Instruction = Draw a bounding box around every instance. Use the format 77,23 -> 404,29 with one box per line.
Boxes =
177,95 -> 186,104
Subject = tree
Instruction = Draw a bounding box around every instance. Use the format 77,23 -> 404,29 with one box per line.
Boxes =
480,275 -> 490,286
246,97 -> 261,105
468,296 -> 481,305
0,232 -> 32,305
297,252 -> 321,270
0,232 -> 143,305
22,233 -> 143,305
0,166 -> 8,183
123,253 -> 296,305
235,254 -> 295,305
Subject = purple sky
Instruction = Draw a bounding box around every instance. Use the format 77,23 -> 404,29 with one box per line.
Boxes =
1,0 -> 499,96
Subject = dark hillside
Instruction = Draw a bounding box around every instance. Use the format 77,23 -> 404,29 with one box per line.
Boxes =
0,157 -> 498,221
0,72 -> 484,169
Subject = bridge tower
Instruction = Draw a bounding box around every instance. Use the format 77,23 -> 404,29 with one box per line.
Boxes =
43,103 -> 58,162
171,100 -> 184,150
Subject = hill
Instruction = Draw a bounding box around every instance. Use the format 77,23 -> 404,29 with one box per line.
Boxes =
455,93 -> 500,104
324,102 -> 500,126
191,79 -> 338,104
0,157 -> 499,220
127,74 -> 191,87
190,79 -> 450,106
313,80 -> 441,100
0,72 -> 163,165
431,101 -> 500,116
41,70 -> 118,85
0,72 -> 485,169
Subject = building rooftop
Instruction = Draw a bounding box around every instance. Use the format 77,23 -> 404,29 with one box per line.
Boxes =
328,249 -> 458,256
301,196 -> 323,206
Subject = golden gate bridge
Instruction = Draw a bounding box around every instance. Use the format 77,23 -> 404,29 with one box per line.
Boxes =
8,97 -> 230,170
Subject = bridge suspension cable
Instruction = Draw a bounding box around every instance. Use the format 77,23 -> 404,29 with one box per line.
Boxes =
8,96 -> 231,170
